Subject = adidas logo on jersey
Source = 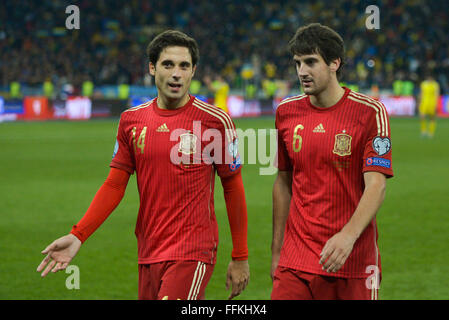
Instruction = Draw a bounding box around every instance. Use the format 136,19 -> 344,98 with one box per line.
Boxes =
313,123 -> 326,133
156,123 -> 170,132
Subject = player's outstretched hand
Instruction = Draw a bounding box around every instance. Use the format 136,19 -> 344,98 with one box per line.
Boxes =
37,234 -> 82,277
226,259 -> 250,300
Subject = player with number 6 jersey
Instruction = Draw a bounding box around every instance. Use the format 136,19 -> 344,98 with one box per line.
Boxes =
271,23 -> 393,300
275,87 -> 393,278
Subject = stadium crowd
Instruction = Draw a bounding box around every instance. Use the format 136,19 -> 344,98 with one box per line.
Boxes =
0,0 -> 448,95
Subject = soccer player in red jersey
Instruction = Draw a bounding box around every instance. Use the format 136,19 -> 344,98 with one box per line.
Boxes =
37,30 -> 250,300
271,23 -> 393,300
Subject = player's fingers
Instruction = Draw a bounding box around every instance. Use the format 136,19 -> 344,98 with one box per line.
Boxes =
52,262 -> 62,273
225,273 -> 232,291
41,242 -> 58,254
242,273 -> 250,290
36,254 -> 51,272
320,247 -> 335,266
322,250 -> 339,270
320,242 -> 329,258
319,243 -> 334,265
228,285 -> 240,300
228,277 -> 243,300
41,260 -> 57,277
331,254 -> 349,273
326,261 -> 339,273
236,276 -> 247,295
242,277 -> 249,290
327,251 -> 348,272
60,262 -> 70,270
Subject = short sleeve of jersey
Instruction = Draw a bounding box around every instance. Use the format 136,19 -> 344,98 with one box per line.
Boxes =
275,109 -> 292,171
362,103 -> 394,178
214,118 -> 242,178
110,113 -> 135,174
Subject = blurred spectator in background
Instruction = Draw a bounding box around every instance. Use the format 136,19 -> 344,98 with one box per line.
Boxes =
0,0 -> 448,96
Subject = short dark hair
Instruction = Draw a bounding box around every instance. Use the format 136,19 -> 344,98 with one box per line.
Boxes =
146,30 -> 199,66
288,23 -> 345,78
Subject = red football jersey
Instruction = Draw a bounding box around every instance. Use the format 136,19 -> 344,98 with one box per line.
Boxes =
111,95 -> 241,265
275,87 -> 393,278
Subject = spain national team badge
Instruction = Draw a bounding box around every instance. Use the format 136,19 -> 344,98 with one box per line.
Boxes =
333,132 -> 352,156
178,132 -> 198,155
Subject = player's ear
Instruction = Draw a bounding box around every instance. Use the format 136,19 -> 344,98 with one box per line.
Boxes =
192,64 -> 197,77
149,62 -> 156,76
329,58 -> 341,74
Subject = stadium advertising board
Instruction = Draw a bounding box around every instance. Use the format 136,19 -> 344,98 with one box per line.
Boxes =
66,96 -> 92,120
378,95 -> 416,116
23,96 -> 52,120
227,95 -> 262,118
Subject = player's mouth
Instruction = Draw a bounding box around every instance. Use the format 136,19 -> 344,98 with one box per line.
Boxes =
301,78 -> 313,88
168,83 -> 182,92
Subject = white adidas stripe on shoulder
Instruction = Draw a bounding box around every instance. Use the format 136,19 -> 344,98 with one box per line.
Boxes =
192,98 -> 236,142
277,94 -> 307,107
350,91 -> 389,137
348,92 -> 389,137
123,99 -> 154,113
193,98 -> 235,130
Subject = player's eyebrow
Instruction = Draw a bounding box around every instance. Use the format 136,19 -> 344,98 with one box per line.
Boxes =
293,55 -> 319,63
295,56 -> 319,64
161,59 -> 174,66
179,61 -> 191,67
304,57 -> 319,64
160,59 -> 191,68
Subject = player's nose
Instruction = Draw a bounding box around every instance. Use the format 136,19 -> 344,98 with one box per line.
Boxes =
298,65 -> 310,78
171,66 -> 182,79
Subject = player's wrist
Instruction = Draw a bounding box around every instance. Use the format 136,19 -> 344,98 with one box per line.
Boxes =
69,231 -> 84,244
232,256 -> 248,261
340,224 -> 361,241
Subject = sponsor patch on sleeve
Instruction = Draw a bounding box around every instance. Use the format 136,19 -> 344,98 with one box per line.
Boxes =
229,155 -> 242,172
366,157 -> 391,168
373,137 -> 391,156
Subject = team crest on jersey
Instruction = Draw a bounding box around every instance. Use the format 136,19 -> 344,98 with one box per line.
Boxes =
373,137 -> 391,156
333,133 -> 352,156
178,132 -> 198,155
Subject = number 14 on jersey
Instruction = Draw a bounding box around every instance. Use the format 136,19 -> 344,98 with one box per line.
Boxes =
132,126 -> 147,154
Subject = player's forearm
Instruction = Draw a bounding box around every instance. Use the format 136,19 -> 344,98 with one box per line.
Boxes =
71,168 -> 130,243
221,172 -> 248,260
341,174 -> 386,240
271,173 -> 292,255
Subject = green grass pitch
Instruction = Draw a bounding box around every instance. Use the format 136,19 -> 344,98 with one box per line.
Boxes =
0,116 -> 448,299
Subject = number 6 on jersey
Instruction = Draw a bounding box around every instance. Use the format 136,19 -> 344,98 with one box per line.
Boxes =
293,124 -> 304,153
